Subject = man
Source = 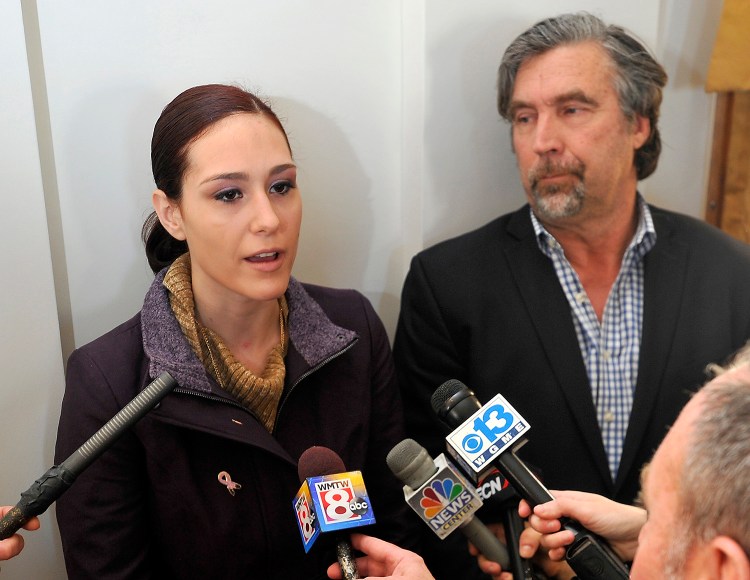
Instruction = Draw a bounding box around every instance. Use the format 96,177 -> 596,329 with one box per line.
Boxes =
394,11 -> 750,578
521,345 -> 750,579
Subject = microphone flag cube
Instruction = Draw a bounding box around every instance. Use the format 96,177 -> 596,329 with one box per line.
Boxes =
402,453 -> 484,540
293,470 -> 375,553
293,480 -> 321,552
445,393 -> 530,475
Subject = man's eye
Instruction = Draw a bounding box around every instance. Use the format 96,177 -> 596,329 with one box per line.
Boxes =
215,188 -> 242,202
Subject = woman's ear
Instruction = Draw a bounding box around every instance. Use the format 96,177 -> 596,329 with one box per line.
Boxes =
152,189 -> 186,241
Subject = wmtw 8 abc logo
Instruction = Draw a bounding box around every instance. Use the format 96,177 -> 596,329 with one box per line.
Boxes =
315,478 -> 363,524
446,394 -> 530,472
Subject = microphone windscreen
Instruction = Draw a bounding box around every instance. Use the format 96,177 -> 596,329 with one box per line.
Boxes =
386,439 -> 436,489
430,379 -> 465,411
298,446 -> 346,482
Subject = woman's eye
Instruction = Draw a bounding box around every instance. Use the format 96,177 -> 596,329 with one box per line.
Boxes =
270,180 -> 294,195
215,188 -> 242,202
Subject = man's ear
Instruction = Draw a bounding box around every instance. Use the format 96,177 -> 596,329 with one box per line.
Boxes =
702,536 -> 750,579
631,114 -> 651,151
152,189 -> 186,241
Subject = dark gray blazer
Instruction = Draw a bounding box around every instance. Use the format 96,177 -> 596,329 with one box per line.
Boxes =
394,204 -> 750,579
395,203 -> 750,504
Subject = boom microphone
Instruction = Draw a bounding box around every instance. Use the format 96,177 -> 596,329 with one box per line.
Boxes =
294,446 -> 376,580
0,371 -> 177,540
431,379 -> 630,580
386,438 -> 509,569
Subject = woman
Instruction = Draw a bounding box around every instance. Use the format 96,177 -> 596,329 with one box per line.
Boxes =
55,84 -> 412,579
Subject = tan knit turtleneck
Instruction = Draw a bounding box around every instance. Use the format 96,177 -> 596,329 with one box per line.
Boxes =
163,253 -> 288,432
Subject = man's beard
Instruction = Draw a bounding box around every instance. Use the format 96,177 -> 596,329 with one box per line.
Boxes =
528,159 -> 586,220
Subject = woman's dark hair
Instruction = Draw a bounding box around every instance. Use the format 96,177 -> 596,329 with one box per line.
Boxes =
142,84 -> 291,273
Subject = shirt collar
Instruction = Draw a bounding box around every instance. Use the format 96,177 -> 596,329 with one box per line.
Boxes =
530,194 -> 656,257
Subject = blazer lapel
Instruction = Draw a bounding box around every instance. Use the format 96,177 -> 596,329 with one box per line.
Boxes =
615,209 -> 689,490
504,208 -> 612,486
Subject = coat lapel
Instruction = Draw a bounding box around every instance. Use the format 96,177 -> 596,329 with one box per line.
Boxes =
503,208 -> 612,486
615,209 -> 689,490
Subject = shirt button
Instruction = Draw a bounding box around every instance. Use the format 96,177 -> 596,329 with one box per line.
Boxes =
575,292 -> 587,304
601,350 -> 611,361
604,410 -> 615,423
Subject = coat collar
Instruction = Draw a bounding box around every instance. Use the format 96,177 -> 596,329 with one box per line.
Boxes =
141,270 -> 358,395
616,206 -> 689,487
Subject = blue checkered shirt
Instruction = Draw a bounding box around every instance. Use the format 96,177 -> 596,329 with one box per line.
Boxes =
531,197 -> 656,479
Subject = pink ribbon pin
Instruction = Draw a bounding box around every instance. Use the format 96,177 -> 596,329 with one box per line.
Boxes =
218,471 -> 242,496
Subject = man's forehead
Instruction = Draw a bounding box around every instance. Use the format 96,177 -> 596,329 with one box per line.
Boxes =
511,42 -> 617,106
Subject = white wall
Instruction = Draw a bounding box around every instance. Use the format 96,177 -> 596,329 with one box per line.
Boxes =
2,1 -> 723,578
0,3 -> 65,579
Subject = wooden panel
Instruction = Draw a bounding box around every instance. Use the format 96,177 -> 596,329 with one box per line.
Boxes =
705,93 -> 732,227
721,92 -> 750,242
706,92 -> 750,243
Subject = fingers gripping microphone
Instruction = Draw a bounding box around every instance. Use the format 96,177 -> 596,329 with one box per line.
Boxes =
431,380 -> 630,580
294,446 -> 376,580
0,372 -> 177,541
386,438 -> 510,569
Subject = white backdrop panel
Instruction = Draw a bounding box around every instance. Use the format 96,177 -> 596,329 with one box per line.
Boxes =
37,0 -> 404,347
0,2 -> 65,579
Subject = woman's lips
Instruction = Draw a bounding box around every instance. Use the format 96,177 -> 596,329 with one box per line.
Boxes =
246,251 -> 280,263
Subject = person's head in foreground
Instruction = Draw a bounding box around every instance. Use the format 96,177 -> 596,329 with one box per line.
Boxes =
632,345 -> 750,579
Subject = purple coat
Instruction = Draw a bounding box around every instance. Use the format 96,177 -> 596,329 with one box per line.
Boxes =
55,273 -> 413,579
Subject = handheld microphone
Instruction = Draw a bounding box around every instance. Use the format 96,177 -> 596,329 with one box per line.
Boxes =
0,372 -> 177,541
386,438 -> 510,569
294,446 -> 376,580
431,379 -> 630,580
473,468 -> 536,579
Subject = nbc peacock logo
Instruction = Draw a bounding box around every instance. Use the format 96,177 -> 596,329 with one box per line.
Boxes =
419,478 -> 464,518
419,476 -> 477,533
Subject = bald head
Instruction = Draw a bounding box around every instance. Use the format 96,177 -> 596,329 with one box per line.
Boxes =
633,346 -> 750,578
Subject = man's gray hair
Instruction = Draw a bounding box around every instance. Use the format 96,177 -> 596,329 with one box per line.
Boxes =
496,12 -> 667,180
675,344 -> 750,565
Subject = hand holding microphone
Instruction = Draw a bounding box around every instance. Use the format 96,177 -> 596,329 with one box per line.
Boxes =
0,506 -> 39,562
326,533 -> 436,580
431,379 -> 630,580
520,490 -> 645,563
294,446 -> 377,580
0,372 -> 176,542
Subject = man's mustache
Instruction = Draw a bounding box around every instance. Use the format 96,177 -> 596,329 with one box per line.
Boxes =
529,160 -> 585,188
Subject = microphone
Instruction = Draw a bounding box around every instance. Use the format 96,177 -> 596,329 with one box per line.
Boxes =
294,446 -> 376,580
0,371 -> 177,540
431,379 -> 630,580
386,438 -> 510,569
473,468 -> 536,579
